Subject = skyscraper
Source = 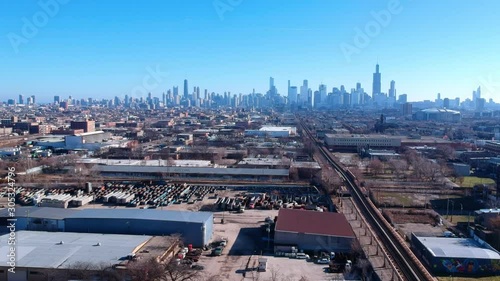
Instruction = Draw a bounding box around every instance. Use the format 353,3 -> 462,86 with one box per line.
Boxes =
319,84 -> 327,105
300,80 -> 309,103
288,86 -> 298,104
372,64 -> 381,98
473,86 -> 481,102
183,79 -> 188,98
18,95 -> 24,105
388,80 -> 396,98
54,95 -> 60,104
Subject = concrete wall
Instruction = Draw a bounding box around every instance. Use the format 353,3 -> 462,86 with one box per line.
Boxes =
65,217 -> 212,247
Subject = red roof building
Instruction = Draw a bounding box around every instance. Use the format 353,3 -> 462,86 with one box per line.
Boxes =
274,209 -> 355,253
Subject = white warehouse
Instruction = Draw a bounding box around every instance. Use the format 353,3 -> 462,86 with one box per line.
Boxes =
245,126 -> 297,138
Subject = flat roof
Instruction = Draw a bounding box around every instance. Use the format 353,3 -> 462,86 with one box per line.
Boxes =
259,126 -> 296,131
73,130 -> 105,137
415,236 -> 500,259
91,165 -> 289,176
325,134 -> 401,139
276,209 -> 355,238
0,231 -> 153,269
77,158 -> 213,167
0,206 -> 79,220
65,209 -> 212,223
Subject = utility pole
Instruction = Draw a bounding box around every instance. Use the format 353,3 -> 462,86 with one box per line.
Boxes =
446,198 -> 450,219
450,200 -> 455,222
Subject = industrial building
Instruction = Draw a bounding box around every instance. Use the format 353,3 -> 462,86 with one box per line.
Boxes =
245,126 -> 297,138
0,231 -> 177,281
89,162 -> 289,181
274,209 -> 355,253
413,108 -> 462,122
0,207 -> 213,247
0,207 -> 77,232
411,233 -> 500,276
64,209 -> 213,247
70,119 -> 95,132
324,134 -> 402,151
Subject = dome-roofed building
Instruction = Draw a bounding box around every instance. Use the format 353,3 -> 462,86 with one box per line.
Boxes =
413,108 -> 461,122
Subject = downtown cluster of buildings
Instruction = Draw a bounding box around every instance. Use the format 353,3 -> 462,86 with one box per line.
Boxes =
3,64 -> 498,113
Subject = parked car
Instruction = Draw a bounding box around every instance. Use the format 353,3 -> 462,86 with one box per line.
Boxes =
295,253 -> 310,259
219,239 -> 227,247
315,258 -> 330,264
212,247 -> 223,256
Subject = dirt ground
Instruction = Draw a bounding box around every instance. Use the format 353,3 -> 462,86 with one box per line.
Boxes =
196,209 -> 345,281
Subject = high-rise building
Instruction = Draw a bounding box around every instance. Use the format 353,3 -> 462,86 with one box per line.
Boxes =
54,96 -> 60,104
443,98 -> 450,108
288,86 -> 298,104
18,95 -> 24,105
398,94 -> 408,104
183,79 -> 188,98
300,80 -> 309,103
401,103 -> 412,116
372,64 -> 381,99
319,84 -> 327,105
313,91 -> 321,108
473,86 -> 481,101
388,80 -> 396,98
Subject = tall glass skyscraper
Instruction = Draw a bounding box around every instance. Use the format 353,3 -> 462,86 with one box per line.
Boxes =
372,64 -> 381,98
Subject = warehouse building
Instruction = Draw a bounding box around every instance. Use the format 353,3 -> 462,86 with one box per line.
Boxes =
65,209 -> 213,247
0,231 -> 177,281
0,207 -> 77,232
91,163 -> 289,181
411,233 -> 500,276
325,134 -> 402,151
274,209 -> 355,253
413,108 -> 462,122
245,126 -> 297,138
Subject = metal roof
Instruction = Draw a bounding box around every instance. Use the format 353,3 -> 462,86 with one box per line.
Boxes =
415,236 -> 500,259
275,209 -> 355,238
0,206 -> 78,220
0,231 -> 152,269
91,165 -> 289,176
65,208 -> 213,223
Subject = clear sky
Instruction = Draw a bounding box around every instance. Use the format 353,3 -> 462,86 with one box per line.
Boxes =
1,0 -> 500,103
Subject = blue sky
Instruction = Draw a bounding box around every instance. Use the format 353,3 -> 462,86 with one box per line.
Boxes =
1,0 -> 500,103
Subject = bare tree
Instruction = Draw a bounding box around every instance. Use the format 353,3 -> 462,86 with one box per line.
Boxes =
388,159 -> 409,180
127,258 -> 166,281
367,158 -> 384,176
436,145 -> 456,160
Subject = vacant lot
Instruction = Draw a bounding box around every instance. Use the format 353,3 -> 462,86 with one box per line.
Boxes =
453,176 -> 495,188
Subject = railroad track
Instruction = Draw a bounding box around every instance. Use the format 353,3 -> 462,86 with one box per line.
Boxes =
299,118 -> 432,281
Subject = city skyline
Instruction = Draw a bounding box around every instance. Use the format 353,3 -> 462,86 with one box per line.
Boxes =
1,0 -> 500,103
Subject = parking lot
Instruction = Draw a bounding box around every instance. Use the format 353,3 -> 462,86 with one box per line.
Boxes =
193,208 -> 345,281
14,182 -> 346,280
